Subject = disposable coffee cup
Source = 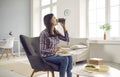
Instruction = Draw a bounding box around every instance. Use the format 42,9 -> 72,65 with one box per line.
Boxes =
58,18 -> 65,23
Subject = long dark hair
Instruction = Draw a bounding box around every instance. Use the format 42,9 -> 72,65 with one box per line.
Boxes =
44,13 -> 58,36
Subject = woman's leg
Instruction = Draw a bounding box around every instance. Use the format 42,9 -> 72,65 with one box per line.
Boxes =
67,56 -> 73,77
44,56 -> 69,77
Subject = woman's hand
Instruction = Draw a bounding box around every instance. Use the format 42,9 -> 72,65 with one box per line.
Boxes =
54,47 -> 61,52
60,21 -> 65,27
60,22 -> 66,31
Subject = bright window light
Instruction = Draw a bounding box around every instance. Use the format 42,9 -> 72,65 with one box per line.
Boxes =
97,9 -> 105,23
52,5 -> 57,17
110,6 -> 119,21
110,22 -> 119,37
88,0 -> 120,39
41,0 -> 50,6
110,0 -> 120,6
41,8 -> 50,31
89,0 -> 96,10
40,0 -> 57,32
88,10 -> 96,23
97,0 -> 105,8
52,0 -> 57,3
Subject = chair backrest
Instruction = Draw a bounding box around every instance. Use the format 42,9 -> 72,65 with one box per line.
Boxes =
20,35 -> 59,71
20,35 -> 40,56
2,37 -> 15,48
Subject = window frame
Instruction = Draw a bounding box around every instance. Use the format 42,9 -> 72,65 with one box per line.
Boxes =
31,0 -> 57,37
40,0 -> 57,32
87,0 -> 120,39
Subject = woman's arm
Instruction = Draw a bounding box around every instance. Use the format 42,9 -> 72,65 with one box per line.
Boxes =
57,30 -> 69,42
58,20 -> 69,42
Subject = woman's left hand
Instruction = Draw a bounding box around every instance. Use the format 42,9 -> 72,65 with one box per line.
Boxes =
60,22 -> 66,31
54,47 -> 61,52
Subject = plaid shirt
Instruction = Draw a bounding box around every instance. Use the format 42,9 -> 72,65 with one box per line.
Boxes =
39,29 -> 69,57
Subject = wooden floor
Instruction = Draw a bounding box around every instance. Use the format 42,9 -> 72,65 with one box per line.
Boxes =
0,55 -> 120,77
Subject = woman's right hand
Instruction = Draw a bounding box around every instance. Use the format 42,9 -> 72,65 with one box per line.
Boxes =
60,21 -> 65,28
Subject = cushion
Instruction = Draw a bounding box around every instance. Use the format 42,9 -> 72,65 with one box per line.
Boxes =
70,44 -> 87,50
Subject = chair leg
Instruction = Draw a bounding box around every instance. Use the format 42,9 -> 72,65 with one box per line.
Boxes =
31,70 -> 54,77
5,49 -> 9,60
0,48 -> 15,60
47,71 -> 49,77
51,71 -> 54,77
77,74 -> 79,77
31,69 -> 39,77
31,70 -> 35,77
9,49 -> 15,58
0,49 -> 6,60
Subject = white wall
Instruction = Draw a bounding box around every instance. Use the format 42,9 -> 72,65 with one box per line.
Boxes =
80,0 -> 87,38
0,0 -> 30,39
31,0 -> 40,37
57,0 -> 79,37
0,0 -> 30,53
57,0 -> 87,38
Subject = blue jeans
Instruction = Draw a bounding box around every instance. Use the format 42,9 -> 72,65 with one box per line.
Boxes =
44,55 -> 73,77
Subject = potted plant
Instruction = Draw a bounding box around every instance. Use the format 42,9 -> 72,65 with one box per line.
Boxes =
100,23 -> 111,40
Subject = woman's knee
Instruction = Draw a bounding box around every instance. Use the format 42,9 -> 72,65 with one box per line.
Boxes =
67,56 -> 73,69
68,56 -> 73,62
68,56 -> 72,59
61,56 -> 69,63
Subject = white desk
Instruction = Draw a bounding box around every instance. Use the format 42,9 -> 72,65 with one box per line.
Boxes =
72,64 -> 120,77
0,40 -> 20,56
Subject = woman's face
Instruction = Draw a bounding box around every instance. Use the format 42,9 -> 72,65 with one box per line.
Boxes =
51,16 -> 58,26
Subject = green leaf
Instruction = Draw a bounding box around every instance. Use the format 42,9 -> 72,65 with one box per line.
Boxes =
100,23 -> 111,31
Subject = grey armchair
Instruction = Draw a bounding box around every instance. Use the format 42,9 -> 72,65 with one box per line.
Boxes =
20,35 -> 59,77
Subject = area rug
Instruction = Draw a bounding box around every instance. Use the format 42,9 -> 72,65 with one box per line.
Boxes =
0,61 -> 46,77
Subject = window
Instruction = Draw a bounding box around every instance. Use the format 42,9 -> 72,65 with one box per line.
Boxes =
40,0 -> 57,31
41,0 -> 50,6
110,0 -> 120,38
88,0 -> 120,39
88,0 -> 105,39
32,0 -> 57,37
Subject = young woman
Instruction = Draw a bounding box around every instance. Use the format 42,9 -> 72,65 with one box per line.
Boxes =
39,13 -> 73,77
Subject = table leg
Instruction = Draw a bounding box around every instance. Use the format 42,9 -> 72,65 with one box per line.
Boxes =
18,40 -> 20,56
77,74 -> 79,77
